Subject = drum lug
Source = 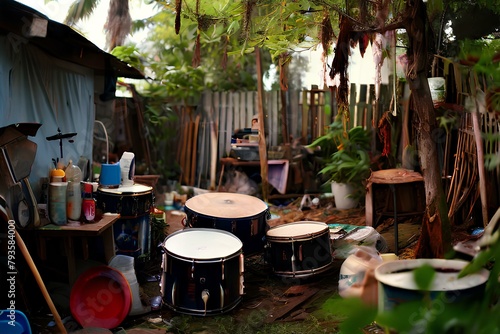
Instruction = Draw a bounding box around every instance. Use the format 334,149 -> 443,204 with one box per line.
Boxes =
171,281 -> 176,306
219,285 -> 224,309
221,259 -> 225,280
133,196 -> 139,216
117,196 -> 123,214
161,253 -> 167,273
231,220 -> 237,234
202,289 -> 210,316
239,254 -> 245,295
191,260 -> 195,279
250,219 -> 257,236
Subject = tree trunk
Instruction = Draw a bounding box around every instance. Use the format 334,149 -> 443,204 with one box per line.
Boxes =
405,0 -> 452,258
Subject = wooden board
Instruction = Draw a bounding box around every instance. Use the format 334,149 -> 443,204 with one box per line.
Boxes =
266,286 -> 319,323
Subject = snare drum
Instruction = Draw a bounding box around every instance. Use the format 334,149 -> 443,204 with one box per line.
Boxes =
265,221 -> 333,278
97,184 -> 154,257
160,228 -> 244,316
184,192 -> 269,254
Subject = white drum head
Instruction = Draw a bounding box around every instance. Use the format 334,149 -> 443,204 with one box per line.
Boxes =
164,229 -> 243,259
267,221 -> 328,238
185,192 -> 267,218
99,184 -> 152,194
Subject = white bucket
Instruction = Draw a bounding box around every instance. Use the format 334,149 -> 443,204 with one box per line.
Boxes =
428,77 -> 446,104
108,255 -> 149,316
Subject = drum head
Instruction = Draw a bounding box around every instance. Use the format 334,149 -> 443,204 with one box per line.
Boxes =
164,228 -> 242,260
267,221 -> 328,238
98,184 -> 152,195
185,192 -> 267,219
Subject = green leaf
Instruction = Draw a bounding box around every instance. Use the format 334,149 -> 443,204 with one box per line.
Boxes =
413,264 -> 436,290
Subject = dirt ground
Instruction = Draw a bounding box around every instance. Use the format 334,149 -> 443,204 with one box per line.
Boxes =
27,194 -> 476,333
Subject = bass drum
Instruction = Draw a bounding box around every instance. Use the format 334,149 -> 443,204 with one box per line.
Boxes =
265,221 -> 333,278
184,192 -> 269,254
160,228 -> 244,316
97,184 -> 154,258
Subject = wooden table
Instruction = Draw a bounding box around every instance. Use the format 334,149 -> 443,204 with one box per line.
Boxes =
35,213 -> 119,285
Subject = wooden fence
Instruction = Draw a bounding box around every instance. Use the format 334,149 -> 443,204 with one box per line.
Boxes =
168,84 -> 391,189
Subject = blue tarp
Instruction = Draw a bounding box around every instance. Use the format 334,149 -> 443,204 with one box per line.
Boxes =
0,35 -> 94,198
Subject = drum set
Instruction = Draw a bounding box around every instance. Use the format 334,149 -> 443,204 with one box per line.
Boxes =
160,192 -> 335,316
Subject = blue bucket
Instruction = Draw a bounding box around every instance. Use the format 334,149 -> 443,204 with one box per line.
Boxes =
0,309 -> 32,334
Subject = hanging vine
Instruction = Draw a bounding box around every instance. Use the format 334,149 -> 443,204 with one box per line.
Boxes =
175,0 -> 182,35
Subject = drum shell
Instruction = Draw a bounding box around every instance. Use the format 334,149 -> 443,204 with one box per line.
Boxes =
266,221 -> 333,278
96,185 -> 153,217
114,214 -> 151,258
184,192 -> 269,254
160,229 -> 243,315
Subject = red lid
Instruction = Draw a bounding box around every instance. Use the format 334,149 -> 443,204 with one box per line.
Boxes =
83,182 -> 93,193
70,265 -> 132,329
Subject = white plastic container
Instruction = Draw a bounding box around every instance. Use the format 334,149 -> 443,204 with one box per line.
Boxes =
119,151 -> 135,186
338,246 -> 383,306
108,255 -> 149,316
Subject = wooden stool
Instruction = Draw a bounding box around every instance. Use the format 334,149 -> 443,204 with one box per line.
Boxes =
365,169 -> 424,254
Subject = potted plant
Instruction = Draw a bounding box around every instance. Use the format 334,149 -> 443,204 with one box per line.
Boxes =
309,118 -> 372,209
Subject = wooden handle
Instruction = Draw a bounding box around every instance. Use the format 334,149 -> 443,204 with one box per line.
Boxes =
15,230 -> 67,334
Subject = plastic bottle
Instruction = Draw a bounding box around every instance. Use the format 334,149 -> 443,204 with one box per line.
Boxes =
66,160 -> 83,221
81,182 -> 96,223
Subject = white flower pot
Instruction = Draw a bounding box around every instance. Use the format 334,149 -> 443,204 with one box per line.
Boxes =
331,182 -> 359,209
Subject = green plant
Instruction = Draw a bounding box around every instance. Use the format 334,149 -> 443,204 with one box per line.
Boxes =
309,118 -> 371,198
331,208 -> 500,334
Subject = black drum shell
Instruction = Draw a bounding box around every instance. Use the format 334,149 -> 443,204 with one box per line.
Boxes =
265,221 -> 333,278
160,229 -> 244,316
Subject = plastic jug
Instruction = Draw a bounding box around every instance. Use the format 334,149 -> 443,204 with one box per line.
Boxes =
66,160 -> 83,221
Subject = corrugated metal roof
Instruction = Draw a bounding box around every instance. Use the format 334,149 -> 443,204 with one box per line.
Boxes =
0,0 -> 145,79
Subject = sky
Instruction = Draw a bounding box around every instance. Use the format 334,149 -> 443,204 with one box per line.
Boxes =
15,0 -> 158,51
14,0 -> 389,91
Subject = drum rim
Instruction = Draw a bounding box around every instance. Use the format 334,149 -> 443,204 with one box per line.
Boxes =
97,184 -> 153,195
185,207 -> 268,221
266,221 -> 329,240
272,260 -> 333,278
162,295 -> 242,315
163,228 -> 243,260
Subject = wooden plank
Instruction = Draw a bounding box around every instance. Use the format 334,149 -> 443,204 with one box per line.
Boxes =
270,91 -> 278,146
289,90 -> 300,140
349,83 -> 357,128
183,114 -> 193,185
190,114 -> 201,186
266,286 -> 319,322
301,90 -> 308,140
357,84 -> 367,127
226,96 -> 234,156
245,92 -> 257,124
229,92 -> 242,133
219,92 -> 228,162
